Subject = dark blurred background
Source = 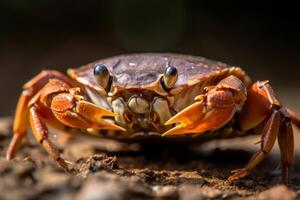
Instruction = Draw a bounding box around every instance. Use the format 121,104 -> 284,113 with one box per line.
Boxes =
0,0 -> 299,115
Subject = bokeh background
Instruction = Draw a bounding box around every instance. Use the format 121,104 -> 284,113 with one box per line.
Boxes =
0,0 -> 299,115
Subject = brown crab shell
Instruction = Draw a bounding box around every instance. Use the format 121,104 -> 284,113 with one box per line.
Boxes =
67,53 -> 251,96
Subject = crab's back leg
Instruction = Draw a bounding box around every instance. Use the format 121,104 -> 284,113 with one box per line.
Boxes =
278,110 -> 294,182
227,110 -> 281,182
228,81 -> 294,184
7,70 -> 74,160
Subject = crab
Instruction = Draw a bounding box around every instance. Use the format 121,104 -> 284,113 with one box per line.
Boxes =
6,53 -> 300,183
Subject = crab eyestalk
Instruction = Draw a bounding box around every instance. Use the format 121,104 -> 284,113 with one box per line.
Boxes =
162,65 -> 178,90
93,64 -> 112,91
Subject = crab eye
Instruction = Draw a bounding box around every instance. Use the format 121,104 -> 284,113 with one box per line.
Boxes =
163,65 -> 178,90
94,64 -> 111,90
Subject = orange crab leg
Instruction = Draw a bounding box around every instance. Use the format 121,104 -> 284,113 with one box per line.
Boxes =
29,105 -> 72,171
278,116 -> 294,183
6,91 -> 31,160
227,110 -> 280,182
228,81 -> 294,184
163,75 -> 247,136
7,70 -> 74,160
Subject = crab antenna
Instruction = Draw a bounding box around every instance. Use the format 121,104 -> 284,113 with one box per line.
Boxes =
93,64 -> 112,91
163,65 -> 178,90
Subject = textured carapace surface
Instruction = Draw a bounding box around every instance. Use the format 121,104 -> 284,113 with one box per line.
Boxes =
68,53 -> 232,93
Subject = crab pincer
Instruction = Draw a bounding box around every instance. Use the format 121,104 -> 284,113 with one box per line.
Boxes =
163,75 -> 247,136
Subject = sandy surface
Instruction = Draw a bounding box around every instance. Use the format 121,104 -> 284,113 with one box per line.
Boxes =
1,117 -> 300,200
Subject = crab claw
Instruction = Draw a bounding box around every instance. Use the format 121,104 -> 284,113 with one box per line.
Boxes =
46,85 -> 126,132
162,93 -> 237,136
162,75 -> 247,136
76,101 -> 126,131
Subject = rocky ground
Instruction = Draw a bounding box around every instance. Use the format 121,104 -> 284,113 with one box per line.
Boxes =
1,117 -> 300,200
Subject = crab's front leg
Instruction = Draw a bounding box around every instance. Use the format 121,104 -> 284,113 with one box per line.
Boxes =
163,75 -> 247,136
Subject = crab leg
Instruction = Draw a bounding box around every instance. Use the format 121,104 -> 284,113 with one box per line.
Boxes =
163,75 -> 247,136
29,105 -> 72,171
6,91 -> 31,160
227,110 -> 280,182
7,70 -> 74,160
228,81 -> 294,183
278,114 -> 294,183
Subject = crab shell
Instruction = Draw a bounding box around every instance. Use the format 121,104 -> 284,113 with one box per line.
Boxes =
68,53 -> 251,138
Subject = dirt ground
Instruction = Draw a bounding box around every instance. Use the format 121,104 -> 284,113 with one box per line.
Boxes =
1,117 -> 300,200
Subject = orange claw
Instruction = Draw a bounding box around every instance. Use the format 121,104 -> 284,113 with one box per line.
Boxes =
163,75 -> 247,136
76,100 -> 126,131
163,95 -> 237,136
42,79 -> 126,131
